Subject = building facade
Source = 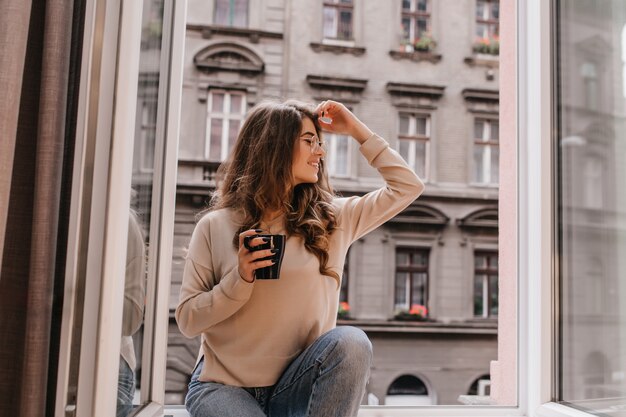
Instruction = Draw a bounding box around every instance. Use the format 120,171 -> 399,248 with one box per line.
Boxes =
167,0 -> 501,405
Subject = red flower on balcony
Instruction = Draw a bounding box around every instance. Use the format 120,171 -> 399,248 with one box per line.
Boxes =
338,301 -> 351,319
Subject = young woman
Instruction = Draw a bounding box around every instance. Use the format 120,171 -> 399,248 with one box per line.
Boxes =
176,99 -> 425,417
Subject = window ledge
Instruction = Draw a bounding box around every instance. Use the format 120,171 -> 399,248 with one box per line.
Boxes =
464,53 -> 500,68
458,395 -> 497,405
310,42 -> 366,56
389,49 -> 442,63
339,319 -> 498,334
186,24 -> 283,43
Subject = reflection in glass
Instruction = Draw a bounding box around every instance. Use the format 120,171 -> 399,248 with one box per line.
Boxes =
116,0 -> 164,414
557,1 -> 626,414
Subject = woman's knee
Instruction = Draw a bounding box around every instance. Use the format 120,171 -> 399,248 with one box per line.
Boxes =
328,326 -> 373,365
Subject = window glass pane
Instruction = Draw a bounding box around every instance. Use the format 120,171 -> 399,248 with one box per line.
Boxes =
118,0 -> 164,413
474,120 -> 485,140
411,273 -> 427,306
402,0 -> 411,11
398,139 -> 410,164
476,1 -> 486,19
476,23 -> 488,39
233,0 -> 248,27
413,251 -> 427,266
230,94 -> 242,113
416,116 -> 427,135
227,119 -> 240,153
335,134 -> 349,176
208,119 -> 223,160
338,10 -> 353,40
395,272 -> 409,308
557,0 -> 626,412
490,145 -> 499,184
417,18 -> 428,37
475,254 -> 486,269
401,17 -> 411,41
214,0 -> 230,25
399,114 -> 410,134
474,146 -> 486,183
414,141 -> 426,179
474,275 -> 485,316
417,0 -> 428,12
396,251 -> 410,266
323,7 -> 336,38
490,121 -> 499,141
491,2 -> 499,20
211,92 -> 225,113
489,275 -> 498,316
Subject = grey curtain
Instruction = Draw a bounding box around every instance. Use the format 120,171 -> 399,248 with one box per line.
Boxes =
0,0 -> 80,416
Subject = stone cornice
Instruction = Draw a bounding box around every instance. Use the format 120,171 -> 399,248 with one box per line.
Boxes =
306,75 -> 368,92
386,82 -> 445,99
462,88 -> 499,102
309,42 -> 366,56
187,24 -> 283,43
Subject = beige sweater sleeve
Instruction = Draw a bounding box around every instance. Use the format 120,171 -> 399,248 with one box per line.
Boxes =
122,211 -> 146,337
335,134 -> 425,242
175,215 -> 254,338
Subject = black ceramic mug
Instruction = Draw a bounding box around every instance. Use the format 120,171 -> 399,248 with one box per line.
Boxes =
243,234 -> 286,279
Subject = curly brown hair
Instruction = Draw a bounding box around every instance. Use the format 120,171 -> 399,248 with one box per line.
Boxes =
209,100 -> 340,285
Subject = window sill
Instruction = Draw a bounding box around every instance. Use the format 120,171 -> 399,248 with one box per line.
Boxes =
338,319 -> 497,334
389,49 -> 442,63
464,53 -> 500,68
186,24 -> 284,43
310,41 -> 366,56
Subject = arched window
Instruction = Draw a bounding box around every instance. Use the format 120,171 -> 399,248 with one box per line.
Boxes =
385,374 -> 434,405
468,374 -> 491,396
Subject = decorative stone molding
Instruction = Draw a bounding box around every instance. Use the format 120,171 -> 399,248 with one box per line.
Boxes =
386,82 -> 445,109
462,88 -> 499,114
457,207 -> 498,230
389,204 -> 450,227
389,50 -> 442,63
306,75 -> 367,103
309,42 -> 366,56
187,24 -> 283,43
193,42 -> 265,75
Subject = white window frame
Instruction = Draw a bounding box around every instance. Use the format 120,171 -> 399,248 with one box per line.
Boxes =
205,90 -> 246,162
397,112 -> 431,182
326,132 -> 353,178
473,250 -> 499,319
62,0 -> 602,416
472,117 -> 500,186
322,0 -> 354,41
476,0 -> 500,39
54,0 -> 187,416
401,0 -> 431,43
393,246 -> 430,312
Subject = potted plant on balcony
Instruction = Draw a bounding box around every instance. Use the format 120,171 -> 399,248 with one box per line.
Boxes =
394,304 -> 429,321
337,301 -> 351,320
472,35 -> 499,56
413,33 -> 437,53
400,33 -> 437,53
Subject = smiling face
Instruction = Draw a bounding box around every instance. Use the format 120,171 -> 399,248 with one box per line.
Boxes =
291,116 -> 326,186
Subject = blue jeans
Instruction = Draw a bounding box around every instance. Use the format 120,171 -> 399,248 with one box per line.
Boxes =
186,326 -> 373,417
117,358 -> 135,417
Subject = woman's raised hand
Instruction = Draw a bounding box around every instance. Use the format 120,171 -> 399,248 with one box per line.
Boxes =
237,229 -> 276,283
315,100 -> 373,144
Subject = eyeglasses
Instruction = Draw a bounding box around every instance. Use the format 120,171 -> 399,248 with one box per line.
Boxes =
301,135 -> 327,154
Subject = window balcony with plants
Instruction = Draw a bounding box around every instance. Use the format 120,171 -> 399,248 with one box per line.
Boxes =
465,35 -> 500,68
390,32 -> 442,63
